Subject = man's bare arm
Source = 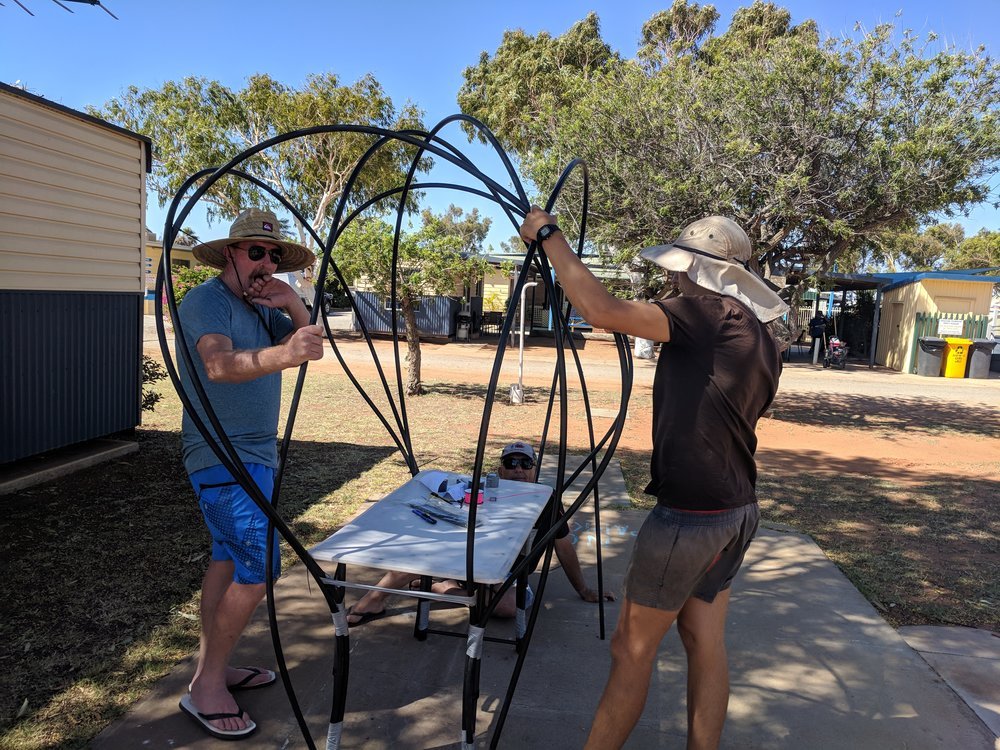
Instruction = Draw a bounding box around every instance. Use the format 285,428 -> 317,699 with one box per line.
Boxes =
519,207 -> 670,343
197,325 -> 324,384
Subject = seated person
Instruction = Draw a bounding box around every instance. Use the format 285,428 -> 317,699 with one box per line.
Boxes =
346,441 -> 614,625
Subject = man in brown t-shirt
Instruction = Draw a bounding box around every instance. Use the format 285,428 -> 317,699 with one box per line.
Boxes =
519,209 -> 785,750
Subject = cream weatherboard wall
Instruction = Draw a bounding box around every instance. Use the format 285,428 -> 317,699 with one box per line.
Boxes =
0,83 -> 152,465
875,278 -> 993,373
0,86 -> 147,291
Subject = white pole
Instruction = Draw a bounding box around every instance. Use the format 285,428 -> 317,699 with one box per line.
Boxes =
518,282 -> 539,399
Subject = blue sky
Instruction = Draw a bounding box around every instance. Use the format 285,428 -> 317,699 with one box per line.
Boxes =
3,0 -> 998,250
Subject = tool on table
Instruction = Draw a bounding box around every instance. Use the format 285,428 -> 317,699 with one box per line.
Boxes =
409,502 -> 482,528
411,507 -> 438,524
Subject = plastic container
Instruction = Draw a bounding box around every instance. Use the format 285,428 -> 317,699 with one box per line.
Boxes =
941,338 -> 972,378
485,472 -> 499,501
967,339 -> 995,379
915,337 -> 945,377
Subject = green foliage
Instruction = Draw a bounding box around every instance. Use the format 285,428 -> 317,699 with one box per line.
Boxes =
140,355 -> 168,413
92,73 -> 427,252
172,264 -> 219,304
848,223 -> 999,273
323,274 -> 352,308
638,0 -> 719,68
333,205 -> 493,394
946,229 -> 1000,269
334,204 -> 492,304
483,290 -> 507,312
459,1 -> 1000,285
457,12 -> 617,155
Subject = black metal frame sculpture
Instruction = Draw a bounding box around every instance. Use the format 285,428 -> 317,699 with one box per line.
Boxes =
156,115 -> 632,749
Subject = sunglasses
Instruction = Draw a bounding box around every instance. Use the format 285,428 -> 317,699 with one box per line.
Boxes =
502,456 -> 535,470
244,245 -> 284,264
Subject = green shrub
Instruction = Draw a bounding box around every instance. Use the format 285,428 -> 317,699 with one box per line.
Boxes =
141,355 -> 168,413
323,274 -> 352,308
173,264 -> 219,304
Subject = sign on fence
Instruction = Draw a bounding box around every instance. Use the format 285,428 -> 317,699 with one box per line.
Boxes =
938,318 -> 965,336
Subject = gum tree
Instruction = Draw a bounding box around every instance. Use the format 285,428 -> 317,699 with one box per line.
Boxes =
93,73 -> 428,255
459,1 -> 1000,284
334,205 -> 492,395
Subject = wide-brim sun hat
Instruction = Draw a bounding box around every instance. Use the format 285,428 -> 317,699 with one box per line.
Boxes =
192,207 -> 314,272
640,216 -> 789,323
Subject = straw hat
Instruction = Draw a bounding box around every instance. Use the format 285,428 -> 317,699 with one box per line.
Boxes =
192,208 -> 314,272
639,217 -> 789,322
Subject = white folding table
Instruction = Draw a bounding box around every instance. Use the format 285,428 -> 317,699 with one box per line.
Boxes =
310,469 -> 553,748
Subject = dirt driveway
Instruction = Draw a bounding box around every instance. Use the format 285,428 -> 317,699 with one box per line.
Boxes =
147,319 -> 999,483
311,331 -> 999,481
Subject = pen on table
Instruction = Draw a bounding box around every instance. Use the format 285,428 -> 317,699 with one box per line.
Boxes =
411,507 -> 438,524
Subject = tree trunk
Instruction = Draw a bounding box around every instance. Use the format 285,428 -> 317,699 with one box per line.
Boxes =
402,300 -> 423,396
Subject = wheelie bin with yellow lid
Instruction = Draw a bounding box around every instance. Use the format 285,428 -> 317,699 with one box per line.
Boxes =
941,338 -> 971,378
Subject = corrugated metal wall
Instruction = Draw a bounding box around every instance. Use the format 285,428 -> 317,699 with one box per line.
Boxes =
0,291 -> 142,463
352,291 -> 459,337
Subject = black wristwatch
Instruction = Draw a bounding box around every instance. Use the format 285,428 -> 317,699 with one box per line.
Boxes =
536,223 -> 561,244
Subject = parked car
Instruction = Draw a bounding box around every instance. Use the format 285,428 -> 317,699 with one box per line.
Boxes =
273,271 -> 332,315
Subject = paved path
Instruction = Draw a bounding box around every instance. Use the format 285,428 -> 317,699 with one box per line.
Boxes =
95,455 -> 997,748
93,519 -> 996,748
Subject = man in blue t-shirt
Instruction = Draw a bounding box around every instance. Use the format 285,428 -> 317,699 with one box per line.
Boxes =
176,208 -> 324,740
520,208 -> 786,750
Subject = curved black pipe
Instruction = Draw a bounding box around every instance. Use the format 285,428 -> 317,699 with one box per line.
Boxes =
156,115 -> 631,748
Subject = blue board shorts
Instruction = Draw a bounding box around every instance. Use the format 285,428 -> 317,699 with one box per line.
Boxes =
624,503 -> 759,611
189,463 -> 280,585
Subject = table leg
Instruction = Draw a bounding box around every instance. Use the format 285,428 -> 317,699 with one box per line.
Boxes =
413,574 -> 431,641
514,565 -> 528,651
326,580 -> 350,749
461,621 -> 486,748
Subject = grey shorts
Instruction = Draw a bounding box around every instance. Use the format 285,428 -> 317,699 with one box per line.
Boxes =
624,503 -> 759,611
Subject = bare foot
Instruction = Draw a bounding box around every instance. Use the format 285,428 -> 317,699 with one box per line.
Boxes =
430,579 -> 464,595
346,605 -> 387,626
188,665 -> 273,693
188,679 -> 251,733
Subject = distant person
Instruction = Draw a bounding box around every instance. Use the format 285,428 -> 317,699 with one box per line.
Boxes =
345,440 -> 612,625
177,208 -> 322,740
520,208 -> 785,750
809,311 -> 827,353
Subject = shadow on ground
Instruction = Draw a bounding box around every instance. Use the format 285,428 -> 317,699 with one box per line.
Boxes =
757,447 -> 1000,631
770,392 -> 1000,437
0,429 -> 394,743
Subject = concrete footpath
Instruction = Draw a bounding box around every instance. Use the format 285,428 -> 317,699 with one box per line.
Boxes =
94,510 -> 996,747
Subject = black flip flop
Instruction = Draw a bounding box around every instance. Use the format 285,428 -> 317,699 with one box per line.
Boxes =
229,666 -> 277,692
346,606 -> 389,627
179,693 -> 257,740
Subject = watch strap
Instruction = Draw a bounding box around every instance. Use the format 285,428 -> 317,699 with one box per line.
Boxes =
536,223 -> 561,244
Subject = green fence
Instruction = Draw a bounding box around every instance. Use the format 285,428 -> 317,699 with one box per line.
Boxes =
908,312 -> 990,373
